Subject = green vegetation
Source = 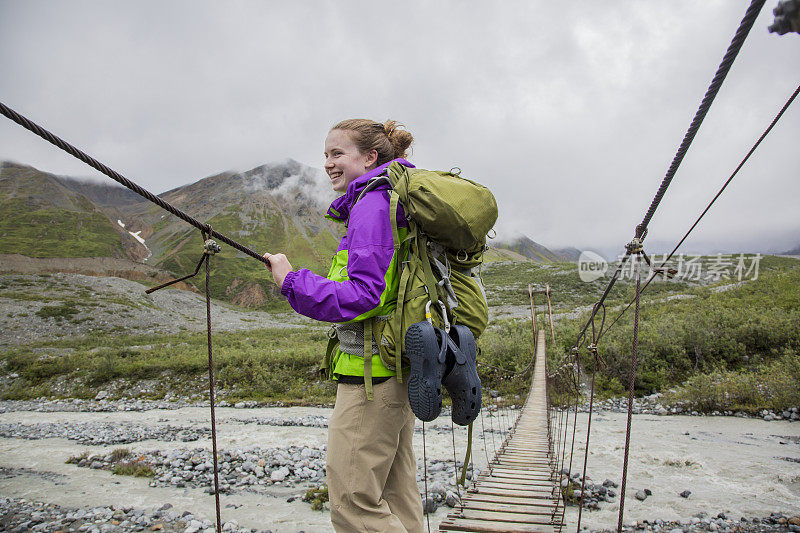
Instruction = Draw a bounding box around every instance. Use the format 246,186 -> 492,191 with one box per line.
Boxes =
65,451 -> 89,464
109,448 -> 131,462
35,302 -> 80,321
112,460 -> 155,477
1,327 -> 336,403
663,350 -> 800,413
303,484 -> 329,511
0,196 -> 124,258
544,256 -> 800,412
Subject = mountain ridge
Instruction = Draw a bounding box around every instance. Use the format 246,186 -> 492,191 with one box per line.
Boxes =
1,159 -> 578,305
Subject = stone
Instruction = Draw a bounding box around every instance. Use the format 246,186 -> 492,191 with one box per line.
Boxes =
445,491 -> 461,508
679,490 -> 691,498
429,482 -> 447,499
635,490 -> 647,501
422,497 -> 437,514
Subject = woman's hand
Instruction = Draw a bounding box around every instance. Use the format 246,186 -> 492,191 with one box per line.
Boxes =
263,252 -> 293,288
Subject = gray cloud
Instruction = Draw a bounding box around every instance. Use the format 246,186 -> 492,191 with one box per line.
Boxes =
1,0 -> 798,254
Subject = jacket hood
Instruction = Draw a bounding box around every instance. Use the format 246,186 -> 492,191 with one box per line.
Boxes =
326,158 -> 414,222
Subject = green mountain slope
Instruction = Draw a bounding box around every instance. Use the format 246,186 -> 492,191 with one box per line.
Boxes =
0,162 -> 126,258
1,159 -> 342,308
114,159 -> 341,307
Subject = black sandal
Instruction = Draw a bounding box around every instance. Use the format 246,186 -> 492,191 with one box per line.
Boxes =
442,325 -> 481,426
405,321 -> 448,422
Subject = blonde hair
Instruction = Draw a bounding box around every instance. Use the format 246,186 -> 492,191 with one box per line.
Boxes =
331,119 -> 413,166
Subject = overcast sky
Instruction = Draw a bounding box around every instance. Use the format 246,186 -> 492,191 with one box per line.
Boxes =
1,1 -> 798,257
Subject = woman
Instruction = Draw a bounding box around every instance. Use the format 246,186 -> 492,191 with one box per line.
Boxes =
264,119 -> 423,532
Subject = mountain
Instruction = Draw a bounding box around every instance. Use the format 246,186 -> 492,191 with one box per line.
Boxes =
491,235 -> 576,262
0,161 -> 131,259
117,159 -> 340,305
0,159 -> 341,307
1,159 -> 580,306
782,244 -> 800,255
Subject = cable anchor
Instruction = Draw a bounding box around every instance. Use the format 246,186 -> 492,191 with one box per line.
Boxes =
625,237 -> 643,255
145,231 -> 218,294
204,239 -> 222,255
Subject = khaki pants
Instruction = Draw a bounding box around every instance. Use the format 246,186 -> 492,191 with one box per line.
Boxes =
327,377 -> 423,533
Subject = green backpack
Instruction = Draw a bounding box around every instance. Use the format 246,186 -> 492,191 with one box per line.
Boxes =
323,162 -> 498,400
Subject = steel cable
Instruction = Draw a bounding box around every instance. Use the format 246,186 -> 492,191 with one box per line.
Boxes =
636,0 -> 766,238
204,248 -> 223,532
0,101 -> 271,266
616,260 -> 642,533
597,81 -> 800,345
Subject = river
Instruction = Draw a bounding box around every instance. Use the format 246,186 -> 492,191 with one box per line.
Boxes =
0,405 -> 798,532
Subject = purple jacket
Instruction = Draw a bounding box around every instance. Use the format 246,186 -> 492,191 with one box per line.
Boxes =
280,158 -> 413,322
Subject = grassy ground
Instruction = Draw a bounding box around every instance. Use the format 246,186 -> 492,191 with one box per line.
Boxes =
544,255 -> 800,412
1,255 -> 798,413
1,326 -> 335,403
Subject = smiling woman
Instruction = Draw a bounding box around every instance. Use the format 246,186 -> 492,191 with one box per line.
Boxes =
263,119 -> 422,532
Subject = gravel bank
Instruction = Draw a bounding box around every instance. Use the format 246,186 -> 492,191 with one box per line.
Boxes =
0,273 -> 309,347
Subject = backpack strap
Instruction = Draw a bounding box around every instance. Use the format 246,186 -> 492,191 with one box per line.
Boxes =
322,327 -> 338,380
459,422 -> 473,486
363,318 -> 373,400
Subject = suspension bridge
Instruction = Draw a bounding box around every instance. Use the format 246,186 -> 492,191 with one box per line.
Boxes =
0,2 -> 797,531
439,329 -> 564,533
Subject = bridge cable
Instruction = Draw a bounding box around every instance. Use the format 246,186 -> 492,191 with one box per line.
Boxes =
596,81 -> 800,345
576,304 -> 605,531
0,101 -> 271,268
616,256 -> 642,532
571,0 -> 767,351
203,232 -> 223,533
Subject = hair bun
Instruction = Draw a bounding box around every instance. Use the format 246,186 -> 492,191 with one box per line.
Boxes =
383,120 -> 413,159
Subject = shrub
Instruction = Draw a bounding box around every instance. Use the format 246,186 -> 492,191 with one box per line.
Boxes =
303,484 -> 329,511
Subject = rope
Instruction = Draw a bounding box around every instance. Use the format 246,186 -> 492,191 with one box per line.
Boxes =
0,101 -> 271,267
616,259 -> 642,533
422,421 -> 431,533
636,0 -> 766,239
478,406 -> 491,472
450,419 -> 464,513
203,241 -> 223,531
597,81 -> 800,344
576,346 -> 599,532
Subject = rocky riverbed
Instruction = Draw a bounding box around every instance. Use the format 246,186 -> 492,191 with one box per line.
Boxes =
580,393 -> 800,422
0,403 -> 491,532
0,402 -> 798,532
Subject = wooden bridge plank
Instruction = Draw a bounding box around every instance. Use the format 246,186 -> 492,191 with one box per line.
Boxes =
455,500 -> 556,513
455,509 -> 557,525
438,518 -> 554,533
